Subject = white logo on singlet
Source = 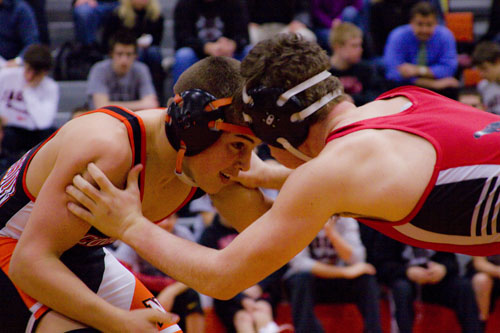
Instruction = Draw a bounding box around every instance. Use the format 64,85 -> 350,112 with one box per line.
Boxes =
0,154 -> 29,206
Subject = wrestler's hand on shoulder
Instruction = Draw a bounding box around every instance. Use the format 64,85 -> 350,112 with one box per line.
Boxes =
66,162 -> 146,240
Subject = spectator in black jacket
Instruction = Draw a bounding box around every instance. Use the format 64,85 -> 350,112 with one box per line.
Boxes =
172,0 -> 251,84
370,231 -> 482,333
246,0 -> 316,45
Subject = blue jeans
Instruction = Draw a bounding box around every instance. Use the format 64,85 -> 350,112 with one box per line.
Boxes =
172,45 -> 253,84
73,1 -> 119,45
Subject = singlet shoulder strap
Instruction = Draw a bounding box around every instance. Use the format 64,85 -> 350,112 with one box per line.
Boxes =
87,106 -> 147,200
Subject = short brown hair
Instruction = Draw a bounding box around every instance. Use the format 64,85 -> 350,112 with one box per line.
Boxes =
23,44 -> 52,72
174,56 -> 247,126
472,41 -> 500,66
410,1 -> 438,21
236,33 -> 345,124
329,22 -> 363,49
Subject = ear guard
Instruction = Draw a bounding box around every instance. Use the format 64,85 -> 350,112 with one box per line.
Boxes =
166,89 -> 230,156
165,88 -> 254,186
242,86 -> 307,148
242,70 -> 341,161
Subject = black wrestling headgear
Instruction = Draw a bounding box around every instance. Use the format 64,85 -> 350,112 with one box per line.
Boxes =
165,88 -> 254,186
242,71 -> 341,161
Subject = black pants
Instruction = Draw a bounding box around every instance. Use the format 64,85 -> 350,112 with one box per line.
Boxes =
0,126 -> 56,172
389,276 -> 482,333
285,272 -> 382,333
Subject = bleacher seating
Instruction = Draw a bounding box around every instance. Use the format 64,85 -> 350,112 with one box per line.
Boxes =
47,0 -> 178,117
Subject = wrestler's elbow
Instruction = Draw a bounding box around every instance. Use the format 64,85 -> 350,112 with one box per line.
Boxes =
200,258 -> 250,299
8,249 -> 31,287
202,279 -> 241,300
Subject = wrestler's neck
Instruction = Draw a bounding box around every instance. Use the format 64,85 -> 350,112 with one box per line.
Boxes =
138,108 -> 178,176
300,101 -> 357,157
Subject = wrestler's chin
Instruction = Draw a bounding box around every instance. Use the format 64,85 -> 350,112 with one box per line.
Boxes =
198,172 -> 233,194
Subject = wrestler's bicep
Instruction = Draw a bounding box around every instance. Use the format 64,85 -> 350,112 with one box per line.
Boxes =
21,134 -> 132,255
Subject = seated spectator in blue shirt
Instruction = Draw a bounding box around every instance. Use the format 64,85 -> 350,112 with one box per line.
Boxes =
383,1 -> 459,99
0,0 -> 39,66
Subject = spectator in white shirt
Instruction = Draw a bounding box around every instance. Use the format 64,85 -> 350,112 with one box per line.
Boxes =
0,43 -> 58,169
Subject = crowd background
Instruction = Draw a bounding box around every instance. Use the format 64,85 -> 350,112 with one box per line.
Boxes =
2,0 -> 500,332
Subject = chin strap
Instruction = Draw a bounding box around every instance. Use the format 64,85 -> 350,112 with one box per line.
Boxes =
174,140 -> 198,187
276,138 -> 312,161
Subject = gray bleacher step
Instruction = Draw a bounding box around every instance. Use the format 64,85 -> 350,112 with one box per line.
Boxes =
46,0 -> 73,22
49,21 -> 75,50
57,80 -> 88,114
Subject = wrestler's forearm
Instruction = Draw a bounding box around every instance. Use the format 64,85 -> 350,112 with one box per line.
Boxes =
122,218 -> 235,298
263,161 -> 292,189
122,217 -> 282,300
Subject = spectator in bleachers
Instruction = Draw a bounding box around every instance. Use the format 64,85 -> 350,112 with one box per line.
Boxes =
458,87 -> 485,111
0,0 -> 39,66
72,0 -> 119,50
329,22 -> 385,106
468,255 -> 500,330
246,0 -> 315,46
26,0 -> 49,45
480,0 -> 500,44
86,30 -> 159,111
371,231 -> 482,333
472,41 -> 500,115
383,1 -> 459,99
369,0 -> 443,58
102,0 -> 166,104
199,213 -> 290,333
284,216 -> 381,333
0,43 -> 58,169
172,0 -> 251,84
111,214 -> 206,333
310,0 -> 363,52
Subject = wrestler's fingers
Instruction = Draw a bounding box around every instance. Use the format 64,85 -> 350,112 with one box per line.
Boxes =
66,184 -> 96,210
72,174 -> 101,202
87,162 -> 116,193
151,310 -> 180,326
66,201 -> 94,222
126,164 -> 143,193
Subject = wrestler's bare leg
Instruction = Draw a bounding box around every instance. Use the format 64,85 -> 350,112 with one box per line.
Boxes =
35,311 -> 87,333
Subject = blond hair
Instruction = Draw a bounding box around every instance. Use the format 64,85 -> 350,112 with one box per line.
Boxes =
118,0 -> 161,28
329,22 -> 362,49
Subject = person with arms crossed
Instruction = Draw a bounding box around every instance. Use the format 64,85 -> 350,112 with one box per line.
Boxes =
0,55 -> 266,332
65,33 -> 500,303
